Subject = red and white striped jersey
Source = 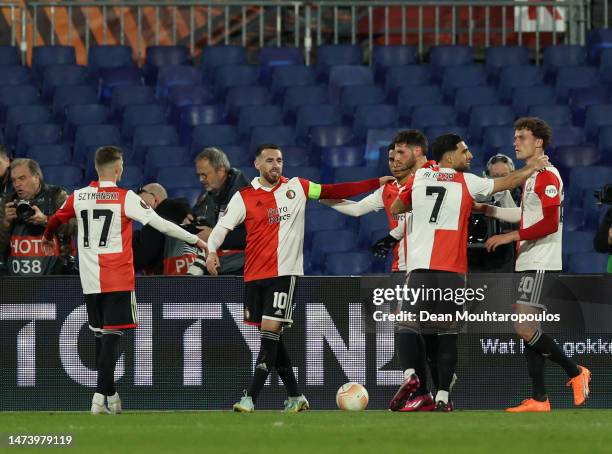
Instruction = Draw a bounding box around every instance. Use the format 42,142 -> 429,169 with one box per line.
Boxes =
48,181 -> 156,294
516,167 -> 563,271
217,177 -> 310,282
399,168 -> 494,274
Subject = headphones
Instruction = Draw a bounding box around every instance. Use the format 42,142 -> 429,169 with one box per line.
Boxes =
484,153 -> 515,177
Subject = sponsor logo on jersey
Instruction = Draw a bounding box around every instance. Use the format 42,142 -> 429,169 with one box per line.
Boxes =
544,185 -> 558,198
267,206 -> 291,224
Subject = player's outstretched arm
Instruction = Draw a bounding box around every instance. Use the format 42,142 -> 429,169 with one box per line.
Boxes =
42,194 -> 76,255
474,203 -> 521,223
147,214 -> 205,250
491,155 -> 550,193
319,189 -> 384,217
305,176 -> 392,201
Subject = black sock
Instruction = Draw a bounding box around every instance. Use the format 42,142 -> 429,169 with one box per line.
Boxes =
395,332 -> 420,375
94,333 -> 102,367
423,334 -> 440,390
527,331 -> 580,378
96,333 -> 121,396
437,334 -> 457,392
276,336 -> 300,397
415,334 -> 429,395
525,344 -> 547,401
248,330 -> 279,402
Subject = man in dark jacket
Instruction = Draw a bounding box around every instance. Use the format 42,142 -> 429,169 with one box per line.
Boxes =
593,205 -> 612,273
188,147 -> 249,275
133,183 -> 197,275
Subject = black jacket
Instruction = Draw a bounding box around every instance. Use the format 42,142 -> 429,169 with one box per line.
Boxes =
192,168 -> 249,249
593,207 -> 612,254
133,198 -> 191,274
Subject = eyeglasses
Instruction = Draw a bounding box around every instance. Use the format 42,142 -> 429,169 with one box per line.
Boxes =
489,155 -> 510,165
137,187 -> 154,197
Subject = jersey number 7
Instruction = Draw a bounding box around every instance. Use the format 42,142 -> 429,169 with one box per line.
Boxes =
426,186 -> 447,224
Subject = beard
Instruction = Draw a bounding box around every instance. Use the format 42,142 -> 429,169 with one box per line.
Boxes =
262,170 -> 280,185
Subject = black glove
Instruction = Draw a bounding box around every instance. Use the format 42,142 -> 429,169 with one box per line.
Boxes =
371,234 -> 399,259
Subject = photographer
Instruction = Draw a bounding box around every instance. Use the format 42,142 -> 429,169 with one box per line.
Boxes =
593,184 -> 612,273
188,147 -> 249,275
0,158 -> 76,275
133,183 -> 197,275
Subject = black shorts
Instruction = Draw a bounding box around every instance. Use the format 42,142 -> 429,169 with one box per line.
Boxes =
244,276 -> 297,326
405,269 -> 466,334
85,291 -> 138,333
515,270 -> 554,311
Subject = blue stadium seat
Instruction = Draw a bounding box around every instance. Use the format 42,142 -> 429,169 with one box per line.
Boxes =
568,86 -> 610,125
258,47 -> 304,83
143,45 -> 190,85
74,124 -> 121,164
543,45 -> 587,80
372,45 -> 417,82
52,85 -> 98,121
270,65 -> 316,101
156,65 -> 202,98
199,45 -> 246,82
555,66 -> 600,101
0,45 -> 19,65
454,86 -> 500,124
213,65 -> 259,97
441,64 -> 487,100
157,165 -> 200,189
16,124 -> 62,157
296,104 -> 341,142
309,125 -> 355,149
384,65 -> 431,101
587,28 -> 612,63
110,86 -> 155,121
143,145 -> 191,181
237,105 -> 282,139
549,126 -> 586,151
321,145 -> 364,168
333,166 -> 378,183
568,166 -> 612,198
282,85 -> 328,122
0,66 -> 31,85
41,64 -> 87,101
398,85 -> 443,123
178,104 -> 225,144
32,45 -> 76,82
121,166 -> 144,191
357,211 -> 389,246
41,165 -> 82,191
315,45 -> 361,81
133,124 -> 179,162
562,207 -> 586,232
191,125 -> 239,156
325,251 -> 372,275
430,45 -> 473,75
481,126 -> 515,159
282,146 -> 309,167
87,45 -> 134,76
498,66 -> 544,101
225,85 -> 269,123
168,187 -> 201,207
64,104 -> 108,140
121,104 -> 166,140
584,104 -> 612,139
166,85 -> 216,125
26,144 -> 71,166
305,209 -> 346,239
340,85 -> 385,118
328,66 -> 374,104
353,104 -> 398,141
0,85 -> 39,122
249,125 -> 296,153
98,67 -> 143,103
599,48 -> 612,84
468,105 -> 514,140
411,105 -> 457,131
511,85 -> 557,117
485,46 -> 529,79
425,125 -> 468,149
220,145 -> 250,168
527,105 -> 572,126
311,229 -> 358,269
552,145 -> 601,183
563,231 -> 597,265
284,165 -> 320,182
597,126 -> 612,162
567,252 -> 609,273
4,105 -> 51,148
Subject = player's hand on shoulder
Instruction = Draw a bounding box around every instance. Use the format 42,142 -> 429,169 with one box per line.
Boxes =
529,155 -> 550,172
378,176 -> 394,186
206,252 -> 220,276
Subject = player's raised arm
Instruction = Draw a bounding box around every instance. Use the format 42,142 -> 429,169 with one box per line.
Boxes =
491,154 -> 550,193
299,176 -> 393,202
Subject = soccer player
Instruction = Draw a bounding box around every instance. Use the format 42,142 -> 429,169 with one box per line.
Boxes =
482,117 -> 591,412
42,146 -> 206,415
205,143 -> 392,412
390,134 -> 549,411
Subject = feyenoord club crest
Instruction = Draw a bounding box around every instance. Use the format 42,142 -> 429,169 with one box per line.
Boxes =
286,189 -> 296,199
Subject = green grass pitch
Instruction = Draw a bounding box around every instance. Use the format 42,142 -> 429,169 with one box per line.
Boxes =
2,410 -> 612,454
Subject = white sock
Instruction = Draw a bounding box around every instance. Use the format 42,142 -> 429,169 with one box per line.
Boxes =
107,392 -> 120,404
403,368 -> 416,379
435,390 -> 449,404
92,393 -> 105,405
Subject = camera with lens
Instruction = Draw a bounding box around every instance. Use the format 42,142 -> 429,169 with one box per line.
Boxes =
15,199 -> 35,222
594,184 -> 612,205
